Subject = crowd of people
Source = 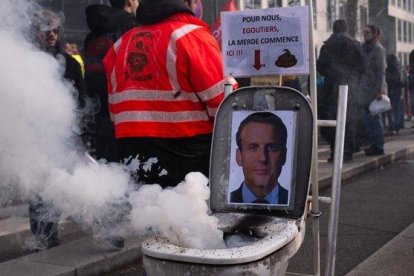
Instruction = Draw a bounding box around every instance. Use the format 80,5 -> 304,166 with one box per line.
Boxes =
317,19 -> 414,162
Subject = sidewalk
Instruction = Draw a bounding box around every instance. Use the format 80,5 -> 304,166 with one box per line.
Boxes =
347,223 -> 414,275
0,123 -> 413,275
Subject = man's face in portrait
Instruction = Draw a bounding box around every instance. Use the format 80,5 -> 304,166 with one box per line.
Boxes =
236,122 -> 286,197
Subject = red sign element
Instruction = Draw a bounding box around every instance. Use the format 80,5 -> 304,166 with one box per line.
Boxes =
209,0 -> 238,48
253,50 -> 265,70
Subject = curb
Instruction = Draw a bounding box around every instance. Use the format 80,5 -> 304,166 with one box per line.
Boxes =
346,223 -> 414,275
318,138 -> 414,190
0,236 -> 146,276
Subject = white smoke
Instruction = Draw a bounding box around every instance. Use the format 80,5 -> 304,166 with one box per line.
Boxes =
0,0 -> 223,250
129,172 -> 225,249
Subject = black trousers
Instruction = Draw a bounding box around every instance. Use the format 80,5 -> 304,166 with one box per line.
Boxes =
117,135 -> 212,188
323,102 -> 360,157
29,199 -> 60,240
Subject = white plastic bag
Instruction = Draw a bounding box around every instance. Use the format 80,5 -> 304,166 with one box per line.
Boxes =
369,95 -> 391,115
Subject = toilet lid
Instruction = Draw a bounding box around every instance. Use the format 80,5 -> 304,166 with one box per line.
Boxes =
209,86 -> 313,219
142,213 -> 301,265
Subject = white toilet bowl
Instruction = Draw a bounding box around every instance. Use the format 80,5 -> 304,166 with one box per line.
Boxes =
143,213 -> 305,275
142,87 -> 313,276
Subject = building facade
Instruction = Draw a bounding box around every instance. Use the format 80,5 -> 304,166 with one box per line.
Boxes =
378,0 -> 414,66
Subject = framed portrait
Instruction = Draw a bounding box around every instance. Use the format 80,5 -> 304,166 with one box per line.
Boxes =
228,110 -> 297,207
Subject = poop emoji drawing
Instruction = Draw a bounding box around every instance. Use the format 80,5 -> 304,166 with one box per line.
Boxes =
275,49 -> 297,68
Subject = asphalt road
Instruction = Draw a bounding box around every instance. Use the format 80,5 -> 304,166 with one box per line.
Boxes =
287,153 -> 414,276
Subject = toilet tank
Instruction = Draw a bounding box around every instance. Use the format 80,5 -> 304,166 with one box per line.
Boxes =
209,86 -> 313,219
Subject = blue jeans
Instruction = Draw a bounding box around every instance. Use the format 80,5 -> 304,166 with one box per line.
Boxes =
410,90 -> 414,118
363,107 -> 384,150
388,97 -> 404,131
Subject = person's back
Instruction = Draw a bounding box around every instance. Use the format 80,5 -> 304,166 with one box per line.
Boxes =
316,19 -> 365,162
408,50 -> 414,120
386,54 -> 405,134
83,0 -> 138,162
360,31 -> 386,106
317,20 -> 364,105
103,0 -> 230,187
386,55 -> 404,99
30,8 -> 88,251
359,24 -> 386,156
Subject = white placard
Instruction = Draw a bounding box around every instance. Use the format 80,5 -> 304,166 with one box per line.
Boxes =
221,6 -> 309,77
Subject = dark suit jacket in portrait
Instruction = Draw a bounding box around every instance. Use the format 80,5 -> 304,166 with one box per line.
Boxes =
230,183 -> 289,205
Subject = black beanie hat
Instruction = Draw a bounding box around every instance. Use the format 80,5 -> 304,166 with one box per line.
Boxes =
109,0 -> 126,9
136,0 -> 193,25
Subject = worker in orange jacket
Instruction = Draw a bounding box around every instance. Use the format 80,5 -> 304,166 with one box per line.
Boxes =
103,0 -> 236,187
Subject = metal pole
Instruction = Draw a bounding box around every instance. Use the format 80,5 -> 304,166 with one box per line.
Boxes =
324,84 -> 348,276
224,83 -> 234,98
318,120 -> 337,127
306,0 -> 321,275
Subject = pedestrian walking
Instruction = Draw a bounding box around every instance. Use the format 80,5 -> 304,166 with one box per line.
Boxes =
316,19 -> 365,162
360,24 -> 387,156
83,0 -> 139,162
385,54 -> 405,135
29,8 -> 88,250
408,50 -> 414,121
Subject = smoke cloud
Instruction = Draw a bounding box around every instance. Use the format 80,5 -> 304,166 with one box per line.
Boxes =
0,0 -> 223,250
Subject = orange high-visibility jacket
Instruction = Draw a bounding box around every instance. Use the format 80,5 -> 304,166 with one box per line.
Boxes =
103,13 -> 229,139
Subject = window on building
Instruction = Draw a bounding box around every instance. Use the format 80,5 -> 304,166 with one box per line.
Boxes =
339,2 -> 346,19
412,22 -> 414,43
409,22 -> 412,43
288,0 -> 301,5
397,0 -> 402,8
390,0 -> 395,6
312,0 -> 317,29
398,19 -> 402,42
408,0 -> 412,12
268,0 -> 278,7
405,52 -> 409,66
327,1 -> 336,31
398,52 -> 403,66
403,0 -> 408,10
360,6 -> 368,30
404,20 -> 408,43
244,0 -> 262,9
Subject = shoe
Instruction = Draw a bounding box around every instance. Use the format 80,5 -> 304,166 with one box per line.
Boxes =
93,235 -> 124,250
343,154 -> 353,162
34,234 -> 60,251
327,155 -> 352,163
385,130 -> 396,137
364,147 -> 384,156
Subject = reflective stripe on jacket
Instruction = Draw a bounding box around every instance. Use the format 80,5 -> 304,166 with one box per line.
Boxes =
103,13 -> 226,139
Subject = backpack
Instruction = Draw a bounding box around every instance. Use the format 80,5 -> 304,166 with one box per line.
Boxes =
84,34 -> 117,76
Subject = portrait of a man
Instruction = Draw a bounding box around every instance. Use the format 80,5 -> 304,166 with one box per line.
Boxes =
229,112 -> 291,205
